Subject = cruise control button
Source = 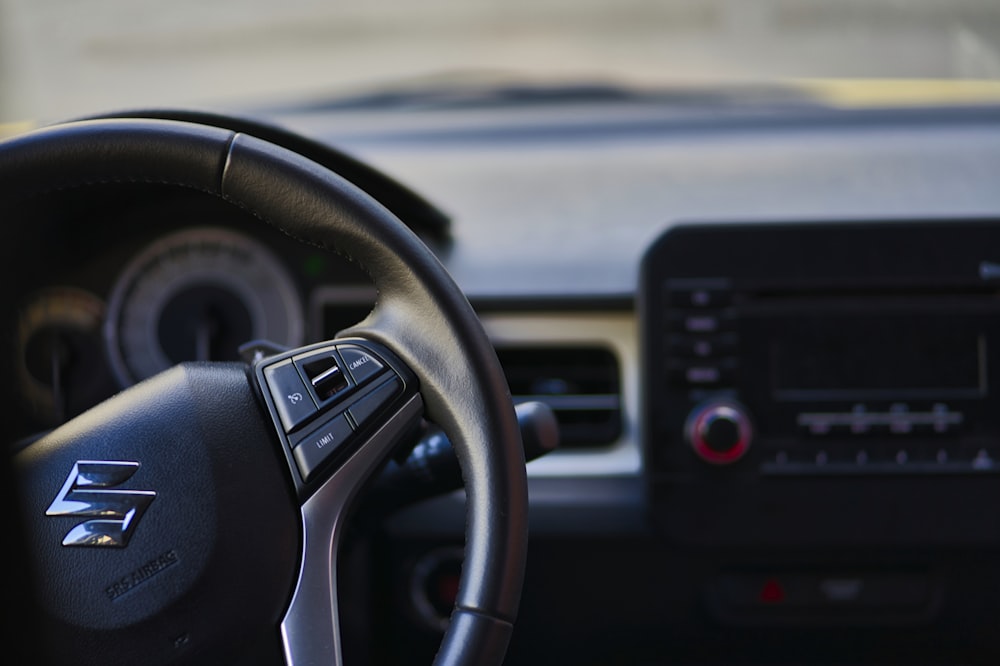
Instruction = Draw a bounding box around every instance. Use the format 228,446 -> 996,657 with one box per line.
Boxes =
292,414 -> 354,482
339,345 -> 386,385
297,351 -> 350,403
264,360 -> 318,433
349,378 -> 402,427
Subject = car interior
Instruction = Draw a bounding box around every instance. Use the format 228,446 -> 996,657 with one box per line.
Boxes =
4,2 -> 1000,665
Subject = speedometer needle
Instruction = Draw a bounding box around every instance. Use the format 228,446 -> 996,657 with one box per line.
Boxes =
50,343 -> 64,423
195,317 -> 214,362
48,333 -> 70,424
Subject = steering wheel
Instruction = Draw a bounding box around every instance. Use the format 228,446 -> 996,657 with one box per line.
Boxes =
1,119 -> 528,665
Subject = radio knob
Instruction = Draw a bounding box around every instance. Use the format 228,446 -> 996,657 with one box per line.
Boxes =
685,400 -> 752,464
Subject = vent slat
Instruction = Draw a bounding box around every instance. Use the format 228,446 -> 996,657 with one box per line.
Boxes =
514,395 -> 619,411
496,346 -> 622,449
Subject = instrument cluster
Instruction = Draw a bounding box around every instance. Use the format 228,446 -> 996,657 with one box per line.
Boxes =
12,188 -> 373,437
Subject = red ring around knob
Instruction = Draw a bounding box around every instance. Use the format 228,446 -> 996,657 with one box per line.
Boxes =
686,401 -> 752,464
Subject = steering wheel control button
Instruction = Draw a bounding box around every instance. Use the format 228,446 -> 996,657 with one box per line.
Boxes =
686,399 -> 753,464
292,413 -> 355,482
264,360 -> 318,433
255,341 -> 419,488
297,352 -> 350,402
349,377 -> 402,428
338,345 -> 386,385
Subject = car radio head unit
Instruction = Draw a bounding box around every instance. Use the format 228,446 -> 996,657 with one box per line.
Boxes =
641,220 -> 1000,547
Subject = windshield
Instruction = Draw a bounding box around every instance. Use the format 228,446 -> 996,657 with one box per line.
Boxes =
3,0 -> 1000,124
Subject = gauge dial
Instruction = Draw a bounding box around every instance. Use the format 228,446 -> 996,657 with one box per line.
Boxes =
105,227 -> 305,387
17,287 -> 115,426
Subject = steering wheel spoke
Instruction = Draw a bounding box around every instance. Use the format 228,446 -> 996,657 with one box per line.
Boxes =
280,392 -> 423,666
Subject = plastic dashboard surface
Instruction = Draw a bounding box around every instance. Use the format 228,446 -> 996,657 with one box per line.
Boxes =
8,101 -> 1000,665
291,102 -> 1000,665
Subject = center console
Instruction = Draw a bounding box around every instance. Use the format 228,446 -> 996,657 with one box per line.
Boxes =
641,220 -> 1000,547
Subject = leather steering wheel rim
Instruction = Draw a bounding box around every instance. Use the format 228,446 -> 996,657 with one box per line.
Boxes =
0,118 -> 528,665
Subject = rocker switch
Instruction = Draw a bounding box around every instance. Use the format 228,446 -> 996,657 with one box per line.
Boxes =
339,345 -> 385,385
299,354 -> 350,401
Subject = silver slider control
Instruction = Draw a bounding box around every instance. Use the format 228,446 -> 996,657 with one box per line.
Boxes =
300,354 -> 350,401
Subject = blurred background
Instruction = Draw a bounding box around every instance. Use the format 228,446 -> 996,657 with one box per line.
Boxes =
2,0 -> 1000,124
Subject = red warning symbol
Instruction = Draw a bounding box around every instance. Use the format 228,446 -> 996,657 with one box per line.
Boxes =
759,578 -> 786,603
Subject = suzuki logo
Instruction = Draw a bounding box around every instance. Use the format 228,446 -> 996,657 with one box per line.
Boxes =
46,461 -> 156,548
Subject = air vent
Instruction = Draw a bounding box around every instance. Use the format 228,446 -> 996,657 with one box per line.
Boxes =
494,346 -> 622,449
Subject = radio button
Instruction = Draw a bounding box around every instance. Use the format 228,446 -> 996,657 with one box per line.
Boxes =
849,421 -> 870,435
929,422 -> 954,435
962,441 -> 1000,471
669,333 -> 739,359
685,315 -> 720,333
667,312 -> 736,335
670,360 -> 738,388
929,403 -> 961,434
972,449 -> 995,471
664,284 -> 731,309
686,366 -> 721,385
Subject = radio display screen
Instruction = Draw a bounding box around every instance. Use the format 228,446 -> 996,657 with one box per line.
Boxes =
771,316 -> 986,400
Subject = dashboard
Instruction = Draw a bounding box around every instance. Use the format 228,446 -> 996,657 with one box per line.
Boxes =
8,97 -> 1000,665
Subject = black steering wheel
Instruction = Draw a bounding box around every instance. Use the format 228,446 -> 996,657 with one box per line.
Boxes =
1,119 -> 528,665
